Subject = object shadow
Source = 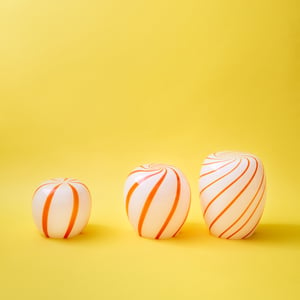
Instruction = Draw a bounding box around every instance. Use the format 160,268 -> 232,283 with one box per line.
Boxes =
45,223 -> 123,245
166,222 -> 208,246
167,222 -> 300,248
42,222 -> 300,248
247,223 -> 300,246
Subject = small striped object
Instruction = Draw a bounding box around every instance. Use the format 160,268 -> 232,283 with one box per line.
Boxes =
124,164 -> 191,239
32,178 -> 91,239
199,152 -> 266,239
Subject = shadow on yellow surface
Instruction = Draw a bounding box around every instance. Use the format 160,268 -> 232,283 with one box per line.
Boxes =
35,222 -> 300,249
167,222 -> 300,247
249,223 -> 300,246
32,223 -> 125,245
79,223 -> 124,242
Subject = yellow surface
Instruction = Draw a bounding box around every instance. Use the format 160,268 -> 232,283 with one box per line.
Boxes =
1,1 -> 300,299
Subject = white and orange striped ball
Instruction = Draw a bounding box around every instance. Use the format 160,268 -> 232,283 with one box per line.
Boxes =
124,164 -> 191,239
199,152 -> 266,240
32,178 -> 91,239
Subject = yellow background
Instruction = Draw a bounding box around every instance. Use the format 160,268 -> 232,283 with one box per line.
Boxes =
1,1 -> 299,299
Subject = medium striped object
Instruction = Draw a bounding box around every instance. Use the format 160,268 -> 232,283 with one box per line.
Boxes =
124,164 -> 191,239
32,178 -> 91,239
199,152 -> 266,239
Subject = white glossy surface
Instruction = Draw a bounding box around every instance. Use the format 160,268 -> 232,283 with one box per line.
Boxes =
32,178 -> 91,238
124,164 -> 191,239
199,152 -> 266,239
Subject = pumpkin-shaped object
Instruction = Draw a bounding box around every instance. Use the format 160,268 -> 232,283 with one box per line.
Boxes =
32,178 -> 91,238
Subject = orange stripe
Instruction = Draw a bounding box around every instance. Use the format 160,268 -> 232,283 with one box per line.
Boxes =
227,185 -> 266,239
172,191 -> 191,237
69,181 -> 90,193
200,159 -> 242,195
129,168 -> 162,176
137,170 -> 167,236
155,168 -> 181,239
209,158 -> 258,230
126,183 -> 139,215
207,153 -> 221,160
202,160 -> 228,166
203,159 -> 247,216
200,159 -> 235,178
206,156 -> 218,160
219,172 -> 265,238
242,215 -> 262,239
42,184 -> 61,238
64,184 -> 80,238
244,154 -> 259,161
125,169 -> 163,215
33,182 -> 56,196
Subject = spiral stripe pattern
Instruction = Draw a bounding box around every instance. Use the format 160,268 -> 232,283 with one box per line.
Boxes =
32,178 -> 91,239
124,164 -> 191,239
199,152 -> 266,239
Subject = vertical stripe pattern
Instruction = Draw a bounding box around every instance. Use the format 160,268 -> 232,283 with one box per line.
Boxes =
124,164 -> 191,239
199,152 -> 266,240
63,183 -> 80,238
32,178 -> 91,239
42,184 -> 62,238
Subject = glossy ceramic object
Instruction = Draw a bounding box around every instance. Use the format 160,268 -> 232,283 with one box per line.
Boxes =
124,164 -> 191,239
32,178 -> 91,238
199,152 -> 266,239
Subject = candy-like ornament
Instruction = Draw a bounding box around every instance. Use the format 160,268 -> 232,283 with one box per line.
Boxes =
199,152 -> 266,239
124,164 -> 191,239
32,178 -> 91,238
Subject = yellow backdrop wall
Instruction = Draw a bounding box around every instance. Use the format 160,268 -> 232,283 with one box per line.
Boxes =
1,1 -> 299,299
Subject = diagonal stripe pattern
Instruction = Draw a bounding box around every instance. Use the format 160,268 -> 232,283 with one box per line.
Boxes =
199,151 -> 266,240
124,164 -> 191,239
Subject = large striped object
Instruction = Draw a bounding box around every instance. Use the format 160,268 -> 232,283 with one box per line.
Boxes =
32,178 -> 91,239
199,152 -> 266,239
124,164 -> 191,239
